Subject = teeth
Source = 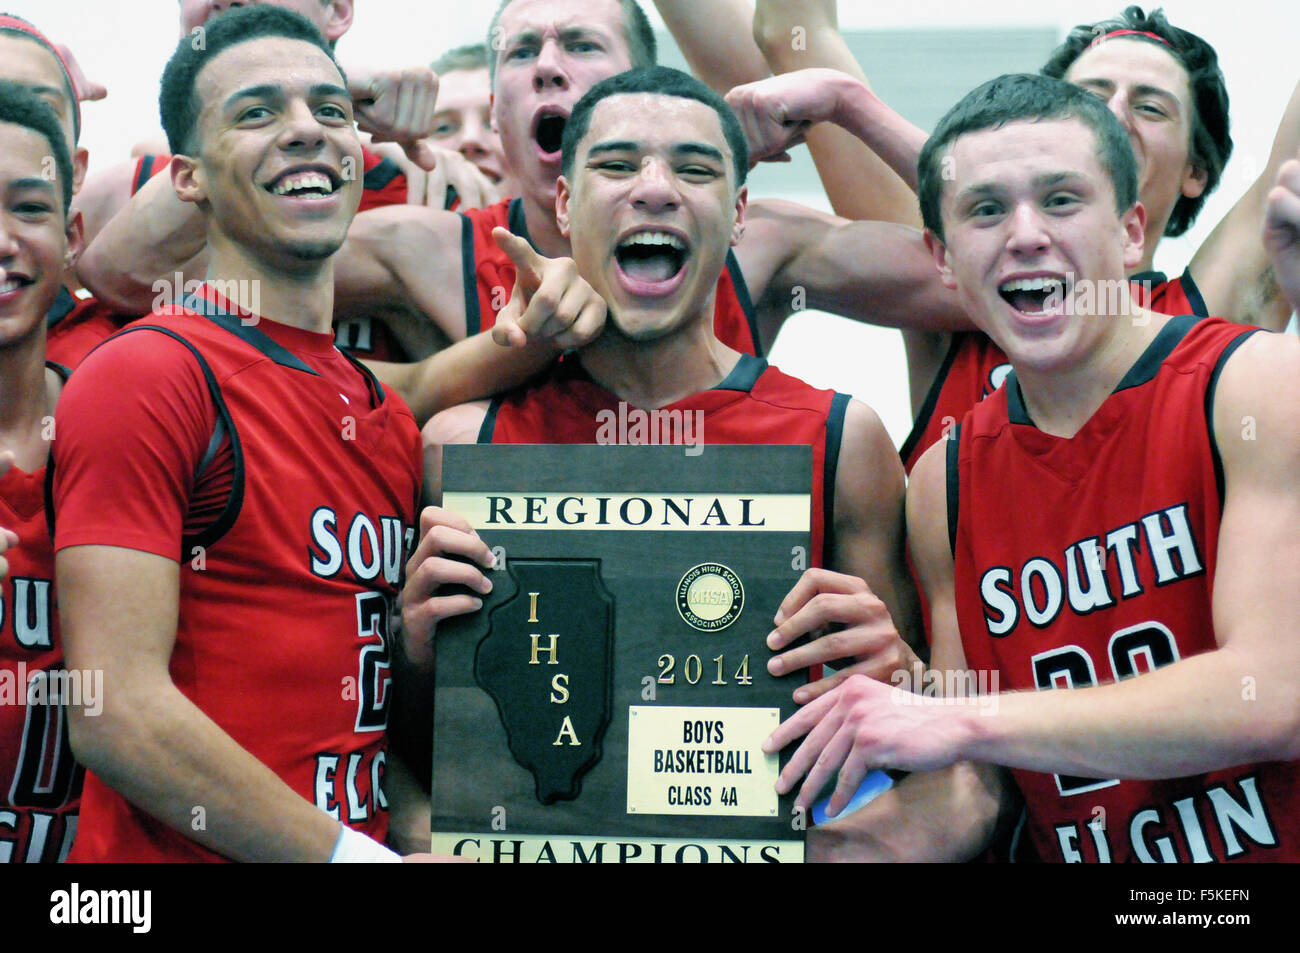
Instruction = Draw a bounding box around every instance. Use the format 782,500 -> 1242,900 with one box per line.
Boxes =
271,171 -> 335,196
1000,277 -> 1063,293
620,231 -> 686,251
0,278 -> 21,294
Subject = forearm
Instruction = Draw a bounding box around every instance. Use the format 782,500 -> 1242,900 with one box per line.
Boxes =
654,0 -> 770,95
70,677 -> 342,862
808,762 -> 1007,862
76,171 -> 208,314
376,331 -> 558,425
962,647 -> 1300,779
756,7 -> 923,221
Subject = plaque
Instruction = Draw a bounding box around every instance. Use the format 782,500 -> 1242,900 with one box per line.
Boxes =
432,444 -> 811,863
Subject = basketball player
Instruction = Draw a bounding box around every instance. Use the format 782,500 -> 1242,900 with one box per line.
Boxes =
765,74 -> 1300,863
50,7 -> 499,863
76,0 -> 976,379
725,7 -> 1298,471
425,65 -> 922,706
424,44 -> 519,199
0,82 -> 84,864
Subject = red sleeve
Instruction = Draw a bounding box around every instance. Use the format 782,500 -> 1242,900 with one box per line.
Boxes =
53,326 -> 215,562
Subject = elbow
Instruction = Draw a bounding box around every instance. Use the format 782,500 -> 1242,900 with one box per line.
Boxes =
76,246 -> 158,315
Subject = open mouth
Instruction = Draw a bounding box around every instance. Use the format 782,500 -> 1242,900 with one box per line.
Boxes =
0,275 -> 32,296
615,231 -> 689,286
532,109 -> 568,159
264,168 -> 342,198
998,276 -> 1066,315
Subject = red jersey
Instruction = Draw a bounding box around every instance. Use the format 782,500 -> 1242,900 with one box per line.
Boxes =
949,315 -> 1299,862
45,295 -> 136,369
53,287 -> 421,862
482,354 -> 846,567
901,269 -> 1208,472
131,150 -> 413,363
461,198 -> 763,355
0,365 -> 81,863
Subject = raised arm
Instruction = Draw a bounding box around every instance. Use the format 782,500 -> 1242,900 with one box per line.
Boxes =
1264,148 -> 1300,316
751,0 -> 921,226
1191,79 -> 1300,331
653,0 -> 770,96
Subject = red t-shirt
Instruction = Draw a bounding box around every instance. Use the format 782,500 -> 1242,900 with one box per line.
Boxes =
0,368 -> 82,863
950,315 -> 1299,862
461,198 -> 764,355
900,269 -> 1209,472
53,286 -> 421,862
131,149 -> 413,362
45,295 -> 138,369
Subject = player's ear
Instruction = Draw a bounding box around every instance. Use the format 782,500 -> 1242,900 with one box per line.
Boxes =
324,1 -> 355,42
64,209 -> 85,270
923,228 -> 957,289
1181,160 -> 1208,200
555,175 -> 572,238
171,153 -> 206,206
730,184 -> 748,246
72,146 -> 89,194
1121,201 -> 1146,271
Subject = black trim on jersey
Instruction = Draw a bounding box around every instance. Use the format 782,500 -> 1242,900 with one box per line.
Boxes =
362,155 -> 402,191
132,155 -> 160,196
44,286 -> 77,329
822,391 -> 851,564
40,362 -> 73,543
1205,327 -> 1262,507
1004,314 -> 1203,426
713,353 -> 767,393
946,422 -> 961,559
508,197 -> 536,251
1128,269 -> 1168,292
180,294 -> 320,376
899,332 -> 965,464
1177,267 -> 1209,318
459,214 -> 481,337
338,348 -> 389,410
724,249 -> 763,358
113,325 -> 246,552
477,396 -> 504,443
1112,313 -> 1200,393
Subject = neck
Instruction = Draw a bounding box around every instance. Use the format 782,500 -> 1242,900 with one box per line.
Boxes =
205,231 -> 335,333
0,333 -> 56,472
580,310 -> 741,409
520,184 -> 572,259
1015,304 -> 1167,438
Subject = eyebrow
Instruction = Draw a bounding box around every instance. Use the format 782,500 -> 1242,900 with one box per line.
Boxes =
953,171 -> 1088,203
1077,77 -> 1181,107
8,177 -> 58,196
586,141 -> 727,164
506,26 -> 605,46
222,82 -> 349,110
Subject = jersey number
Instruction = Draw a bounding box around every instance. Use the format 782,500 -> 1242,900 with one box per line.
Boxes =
1030,622 -> 1179,796
354,592 -> 392,733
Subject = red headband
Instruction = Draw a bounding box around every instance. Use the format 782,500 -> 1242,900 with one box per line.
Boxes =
0,14 -> 82,141
1088,28 -> 1174,51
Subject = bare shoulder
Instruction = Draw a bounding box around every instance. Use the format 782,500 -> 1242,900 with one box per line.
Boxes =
423,400 -> 491,449
906,439 -> 952,579
836,398 -> 904,504
1213,331 -> 1300,477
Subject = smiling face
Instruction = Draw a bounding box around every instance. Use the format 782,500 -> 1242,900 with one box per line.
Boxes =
431,68 -> 509,185
178,0 -> 350,41
176,35 -> 363,272
557,92 -> 745,342
927,117 -> 1145,374
0,122 -> 72,351
1063,38 -> 1205,242
491,0 -> 633,203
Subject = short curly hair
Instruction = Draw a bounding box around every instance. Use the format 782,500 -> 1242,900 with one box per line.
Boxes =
1041,6 -> 1231,237
160,5 -> 343,155
0,79 -> 73,213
